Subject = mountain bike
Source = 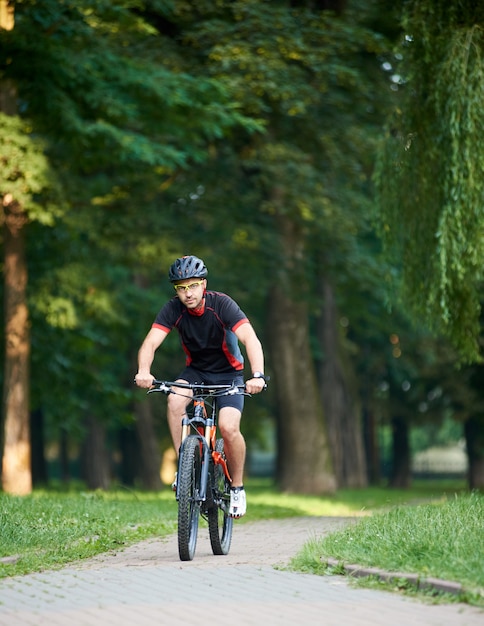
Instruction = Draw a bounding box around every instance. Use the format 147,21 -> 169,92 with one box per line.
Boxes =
148,380 -> 249,561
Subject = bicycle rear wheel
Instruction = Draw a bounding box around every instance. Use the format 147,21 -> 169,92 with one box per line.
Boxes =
208,438 -> 233,555
177,435 -> 202,561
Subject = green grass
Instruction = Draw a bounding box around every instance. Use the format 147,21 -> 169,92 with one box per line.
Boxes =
1,477 -> 480,609
290,490 -> 484,606
0,489 -> 178,578
245,478 -> 468,518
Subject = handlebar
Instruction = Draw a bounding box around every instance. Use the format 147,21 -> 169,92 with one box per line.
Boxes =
147,380 -> 250,398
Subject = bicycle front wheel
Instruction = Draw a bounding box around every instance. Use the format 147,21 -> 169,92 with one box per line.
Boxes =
177,435 -> 202,561
208,438 -> 233,556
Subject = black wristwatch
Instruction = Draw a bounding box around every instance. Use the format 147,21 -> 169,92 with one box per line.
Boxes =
252,371 -> 268,382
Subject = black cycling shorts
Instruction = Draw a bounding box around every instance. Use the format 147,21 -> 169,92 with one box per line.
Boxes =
177,367 -> 245,413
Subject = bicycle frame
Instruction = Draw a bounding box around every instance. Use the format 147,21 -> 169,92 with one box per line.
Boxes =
176,393 -> 232,502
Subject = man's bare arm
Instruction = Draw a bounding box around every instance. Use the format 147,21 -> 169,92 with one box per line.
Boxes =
135,327 -> 169,388
235,322 -> 266,394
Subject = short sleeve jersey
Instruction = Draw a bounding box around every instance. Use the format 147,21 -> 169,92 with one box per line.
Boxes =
152,291 -> 249,373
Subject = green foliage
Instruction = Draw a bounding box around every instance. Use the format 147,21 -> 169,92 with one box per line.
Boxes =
147,0 -> 393,294
28,217 -> 156,433
0,113 -> 62,223
1,0 -> 262,175
375,1 -> 484,361
4,0 -> 479,486
0,0 -> 264,445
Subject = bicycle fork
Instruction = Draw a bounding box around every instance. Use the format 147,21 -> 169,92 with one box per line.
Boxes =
177,406 -> 232,502
177,400 -> 212,502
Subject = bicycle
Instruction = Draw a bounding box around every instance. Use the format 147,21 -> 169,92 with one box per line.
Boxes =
148,379 -> 251,561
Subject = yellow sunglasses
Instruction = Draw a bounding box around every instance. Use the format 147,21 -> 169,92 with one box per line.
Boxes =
173,280 -> 205,293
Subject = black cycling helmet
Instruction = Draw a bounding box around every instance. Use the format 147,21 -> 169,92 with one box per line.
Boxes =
168,255 -> 208,282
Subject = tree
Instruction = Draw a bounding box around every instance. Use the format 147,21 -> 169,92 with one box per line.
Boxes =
375,0 -> 484,362
1,0 -> 60,492
375,0 -> 484,488
3,0 -> 429,494
0,0 -> 260,491
135,0 -> 394,492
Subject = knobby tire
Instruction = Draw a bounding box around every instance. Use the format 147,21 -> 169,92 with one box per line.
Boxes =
207,438 -> 233,556
177,435 -> 202,561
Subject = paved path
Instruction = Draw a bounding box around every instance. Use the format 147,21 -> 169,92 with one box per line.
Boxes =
0,517 -> 482,625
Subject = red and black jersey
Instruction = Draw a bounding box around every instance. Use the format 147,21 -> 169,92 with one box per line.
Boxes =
152,291 -> 249,373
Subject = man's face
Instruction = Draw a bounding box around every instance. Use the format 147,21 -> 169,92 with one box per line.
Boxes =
173,278 -> 206,309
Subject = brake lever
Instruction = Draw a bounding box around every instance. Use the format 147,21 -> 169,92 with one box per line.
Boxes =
147,382 -> 171,394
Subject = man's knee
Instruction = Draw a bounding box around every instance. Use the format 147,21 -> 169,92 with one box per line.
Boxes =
167,394 -> 187,414
219,423 -> 241,441
219,410 -> 242,441
167,381 -> 191,413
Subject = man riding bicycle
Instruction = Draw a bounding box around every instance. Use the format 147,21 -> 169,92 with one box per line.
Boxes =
134,255 -> 267,518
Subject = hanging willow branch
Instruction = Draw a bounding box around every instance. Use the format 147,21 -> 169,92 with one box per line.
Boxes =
375,1 -> 484,362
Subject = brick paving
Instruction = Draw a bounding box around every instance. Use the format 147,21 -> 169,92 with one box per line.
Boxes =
0,517 -> 482,626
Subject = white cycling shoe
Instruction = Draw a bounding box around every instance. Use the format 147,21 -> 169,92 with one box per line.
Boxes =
229,487 -> 246,518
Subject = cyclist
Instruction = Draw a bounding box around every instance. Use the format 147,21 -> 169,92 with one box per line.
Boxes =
135,255 -> 267,518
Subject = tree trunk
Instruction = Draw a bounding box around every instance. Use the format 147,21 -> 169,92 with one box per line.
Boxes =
1,196 -> 32,494
134,399 -> 163,490
130,276 -> 163,490
389,415 -> 411,488
119,426 -> 139,486
362,407 -> 380,485
265,194 -> 335,494
318,278 -> 367,488
81,416 -> 110,490
1,1 -> 32,495
268,282 -> 336,493
464,416 -> 484,491
30,408 -> 47,486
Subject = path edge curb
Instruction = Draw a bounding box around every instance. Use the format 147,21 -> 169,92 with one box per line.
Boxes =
323,557 -> 464,596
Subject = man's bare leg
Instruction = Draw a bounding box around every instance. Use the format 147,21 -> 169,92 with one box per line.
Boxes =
166,380 -> 192,454
218,406 -> 245,486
